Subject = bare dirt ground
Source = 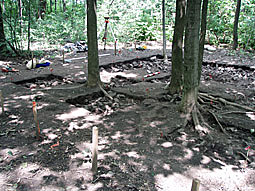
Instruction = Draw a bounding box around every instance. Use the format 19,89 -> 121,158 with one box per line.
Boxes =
0,42 -> 255,191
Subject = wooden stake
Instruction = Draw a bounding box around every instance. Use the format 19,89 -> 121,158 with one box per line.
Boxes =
32,101 -> 40,140
114,41 -> 117,56
62,50 -> 65,64
0,90 -> 4,115
92,126 -> 98,174
31,52 -> 34,67
191,178 -> 200,191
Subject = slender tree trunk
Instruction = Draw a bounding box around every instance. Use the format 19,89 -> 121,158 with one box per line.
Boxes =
233,0 -> 241,50
62,0 -> 66,12
55,0 -> 57,13
50,0 -> 52,13
168,0 -> 186,94
0,2 -> 7,55
1,0 -> 4,13
198,0 -> 208,83
38,0 -> 41,19
18,0 -> 22,32
87,0 -> 101,87
28,0 -> 31,51
180,0 -> 201,114
84,0 -> 87,34
162,0 -> 167,61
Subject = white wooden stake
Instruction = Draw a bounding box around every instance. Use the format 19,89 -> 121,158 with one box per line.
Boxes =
92,126 -> 98,173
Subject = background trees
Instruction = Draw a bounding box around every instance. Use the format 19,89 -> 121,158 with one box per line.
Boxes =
0,0 -> 253,56
0,2 -> 8,56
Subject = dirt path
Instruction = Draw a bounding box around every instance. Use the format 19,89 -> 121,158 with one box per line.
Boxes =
0,45 -> 255,191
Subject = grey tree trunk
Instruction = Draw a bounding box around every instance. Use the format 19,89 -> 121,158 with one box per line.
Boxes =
0,2 -> 7,55
162,0 -> 167,61
180,0 -> 201,113
198,0 -> 208,83
233,0 -> 241,50
168,0 -> 186,94
28,0 -> 31,51
87,0 -> 101,87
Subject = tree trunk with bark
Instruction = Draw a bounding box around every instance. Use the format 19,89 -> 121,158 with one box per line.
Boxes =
233,0 -> 241,50
86,0 -> 101,87
162,0 -> 167,61
55,0 -> 57,13
0,2 -> 8,55
180,0 -> 201,114
198,0 -> 208,83
28,0 -> 31,51
168,0 -> 186,94
62,0 -> 66,12
50,0 -> 52,13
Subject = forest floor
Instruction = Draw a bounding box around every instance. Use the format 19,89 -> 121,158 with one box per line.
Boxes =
0,42 -> 255,191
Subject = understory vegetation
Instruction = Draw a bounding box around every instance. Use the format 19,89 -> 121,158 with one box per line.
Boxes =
1,0 -> 255,54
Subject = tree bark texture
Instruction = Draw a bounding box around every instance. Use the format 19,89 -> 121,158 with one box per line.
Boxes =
0,2 -> 7,55
162,0 -> 167,61
62,0 -> 66,12
50,0 -> 52,13
55,0 -> 57,13
28,0 -> 31,51
181,0 -> 201,113
87,0 -> 101,87
233,0 -> 241,50
169,0 -> 186,94
198,0 -> 208,83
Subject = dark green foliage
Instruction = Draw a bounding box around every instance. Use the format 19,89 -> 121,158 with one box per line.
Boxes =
207,0 -> 255,49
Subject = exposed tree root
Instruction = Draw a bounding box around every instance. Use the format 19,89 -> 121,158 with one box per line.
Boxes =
195,91 -> 255,135
208,111 -> 228,135
197,105 -> 214,130
33,84 -> 86,91
199,92 -> 254,112
98,83 -> 113,100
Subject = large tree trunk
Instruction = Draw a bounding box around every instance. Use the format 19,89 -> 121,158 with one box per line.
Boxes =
168,0 -> 186,94
87,0 -> 101,87
0,2 -> 8,55
180,0 -> 201,114
233,0 -> 241,50
198,0 -> 208,83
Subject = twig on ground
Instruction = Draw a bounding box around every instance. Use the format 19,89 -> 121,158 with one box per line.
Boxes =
237,151 -> 251,163
220,111 -> 254,115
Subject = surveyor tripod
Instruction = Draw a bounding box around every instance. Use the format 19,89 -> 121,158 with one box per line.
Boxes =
98,17 -> 117,55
